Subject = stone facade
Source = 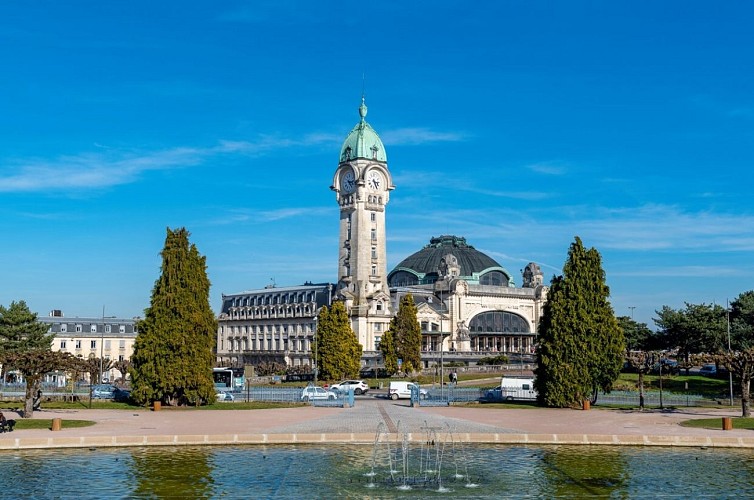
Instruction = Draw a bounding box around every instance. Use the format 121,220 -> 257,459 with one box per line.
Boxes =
37,311 -> 138,384
215,99 -> 549,372
215,283 -> 333,368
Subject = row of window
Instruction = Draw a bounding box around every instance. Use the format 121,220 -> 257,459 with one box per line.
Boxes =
225,306 -> 317,320
59,339 -> 127,349
220,323 -> 316,337
54,324 -> 129,334
223,337 -> 309,353
227,291 -> 320,308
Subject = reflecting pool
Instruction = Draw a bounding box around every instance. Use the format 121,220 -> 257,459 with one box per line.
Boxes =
1,444 -> 753,498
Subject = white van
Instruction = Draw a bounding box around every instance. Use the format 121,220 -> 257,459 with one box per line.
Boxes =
388,381 -> 427,400
486,377 -> 537,401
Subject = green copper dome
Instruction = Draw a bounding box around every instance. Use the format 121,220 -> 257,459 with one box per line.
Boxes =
340,98 -> 387,163
388,235 -> 515,287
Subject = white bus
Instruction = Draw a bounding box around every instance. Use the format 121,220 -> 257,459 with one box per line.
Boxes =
213,367 -> 245,392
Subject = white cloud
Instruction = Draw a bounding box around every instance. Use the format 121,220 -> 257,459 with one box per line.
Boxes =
526,162 -> 567,175
381,128 -> 467,145
0,133 -> 340,193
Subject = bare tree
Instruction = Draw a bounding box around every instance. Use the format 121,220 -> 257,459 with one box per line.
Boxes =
717,349 -> 754,417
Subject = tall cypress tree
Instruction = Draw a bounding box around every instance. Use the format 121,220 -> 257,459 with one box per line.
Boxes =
535,237 -> 624,407
316,301 -> 362,381
130,228 -> 217,406
389,294 -> 422,375
379,327 -> 398,376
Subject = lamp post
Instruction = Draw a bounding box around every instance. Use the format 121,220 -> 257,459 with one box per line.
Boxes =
100,306 -> 105,384
100,307 -> 116,384
629,306 -> 636,320
439,285 -> 444,398
727,299 -> 734,407
313,316 -> 318,385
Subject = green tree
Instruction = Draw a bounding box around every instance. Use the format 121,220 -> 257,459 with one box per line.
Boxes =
388,294 -> 422,375
654,302 -> 727,368
617,316 -> 653,352
130,227 -> 217,406
379,326 -> 398,376
315,301 -> 362,381
0,300 -> 52,353
0,300 -> 58,417
730,291 -> 754,350
535,237 -> 625,407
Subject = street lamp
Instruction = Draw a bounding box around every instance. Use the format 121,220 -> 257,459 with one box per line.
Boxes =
100,306 -> 116,384
629,306 -> 636,320
100,306 -> 105,384
727,299 -> 734,407
313,316 -> 318,385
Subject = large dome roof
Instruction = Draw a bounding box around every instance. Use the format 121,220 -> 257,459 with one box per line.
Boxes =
388,235 -> 513,287
339,98 -> 387,163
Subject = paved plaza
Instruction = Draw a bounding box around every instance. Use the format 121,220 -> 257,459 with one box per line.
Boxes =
1,398 -> 753,450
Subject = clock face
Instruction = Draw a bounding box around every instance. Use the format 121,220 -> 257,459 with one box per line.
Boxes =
341,170 -> 355,193
366,170 -> 382,191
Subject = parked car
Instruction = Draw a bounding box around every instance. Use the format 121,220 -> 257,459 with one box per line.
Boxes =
215,391 -> 235,402
329,380 -> 369,395
652,359 -> 680,375
91,384 -> 116,399
113,388 -> 131,402
301,386 -> 338,402
661,359 -> 680,374
699,364 -> 717,377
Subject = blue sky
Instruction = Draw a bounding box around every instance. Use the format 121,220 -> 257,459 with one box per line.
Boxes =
1,1 -> 752,328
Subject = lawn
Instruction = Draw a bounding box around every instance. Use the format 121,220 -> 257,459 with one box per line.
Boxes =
1,400 -> 135,410
7,418 -> 96,430
615,373 -> 729,397
1,400 -> 304,411
680,417 -> 754,430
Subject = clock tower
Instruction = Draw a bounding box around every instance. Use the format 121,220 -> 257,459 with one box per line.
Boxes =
331,98 -> 394,352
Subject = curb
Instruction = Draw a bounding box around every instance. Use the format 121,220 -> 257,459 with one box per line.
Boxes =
2,432 -> 753,450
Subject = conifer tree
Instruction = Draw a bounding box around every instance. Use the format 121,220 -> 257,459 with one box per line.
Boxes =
0,300 -> 53,353
0,300 -> 60,417
535,237 -> 624,407
379,327 -> 398,376
388,294 -> 422,375
315,301 -> 362,381
130,228 -> 217,406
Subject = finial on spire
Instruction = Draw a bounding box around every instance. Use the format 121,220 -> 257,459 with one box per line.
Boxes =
359,95 -> 367,121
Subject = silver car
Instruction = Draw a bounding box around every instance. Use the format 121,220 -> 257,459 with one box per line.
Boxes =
329,379 -> 369,395
301,386 -> 338,402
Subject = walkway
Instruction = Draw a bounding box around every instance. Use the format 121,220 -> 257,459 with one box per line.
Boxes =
0,399 -> 752,450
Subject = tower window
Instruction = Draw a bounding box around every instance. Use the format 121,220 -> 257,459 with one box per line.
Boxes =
371,247 -> 377,259
371,265 -> 377,276
371,212 -> 376,222
371,229 -> 376,241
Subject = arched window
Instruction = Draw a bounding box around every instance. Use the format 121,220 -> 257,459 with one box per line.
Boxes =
388,271 -> 419,287
468,311 -> 529,334
479,271 -> 509,286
